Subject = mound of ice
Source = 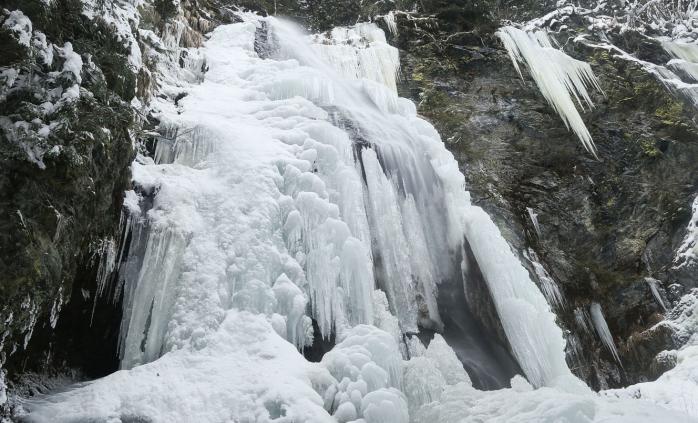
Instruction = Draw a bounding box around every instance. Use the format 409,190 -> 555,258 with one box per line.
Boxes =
21,311 -> 334,422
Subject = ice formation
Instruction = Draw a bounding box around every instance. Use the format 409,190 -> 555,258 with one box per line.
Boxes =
17,8 -> 698,423
527,249 -> 565,310
676,195 -> 698,266
590,302 -> 622,366
645,277 -> 668,311
526,207 -> 542,238
496,26 -> 602,157
662,39 -> 698,82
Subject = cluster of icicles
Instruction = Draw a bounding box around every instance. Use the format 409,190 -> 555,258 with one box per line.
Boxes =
496,26 -> 603,158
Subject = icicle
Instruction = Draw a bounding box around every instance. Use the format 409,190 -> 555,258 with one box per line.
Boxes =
496,26 -> 602,157
566,332 -> 585,369
361,148 -> 419,333
589,302 -> 622,365
527,249 -> 565,310
527,207 -> 542,238
574,306 -> 594,334
119,228 -> 188,369
382,11 -> 398,37
462,206 -> 576,389
645,277 -> 668,311
675,196 -> 698,267
90,238 -> 117,324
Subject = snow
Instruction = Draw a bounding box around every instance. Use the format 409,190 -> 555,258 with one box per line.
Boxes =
32,31 -> 53,66
81,0 -> 144,72
58,42 -> 82,84
122,190 -> 141,215
2,10 -> 32,47
414,377 -> 698,423
496,26 -> 603,157
664,289 -> 698,346
21,311 -> 335,423
606,346 -> 698,417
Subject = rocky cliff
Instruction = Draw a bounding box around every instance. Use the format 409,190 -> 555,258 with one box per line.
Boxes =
384,1 -> 698,389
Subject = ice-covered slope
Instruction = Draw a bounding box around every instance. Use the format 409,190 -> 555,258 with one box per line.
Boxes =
17,11 -> 698,423
110,12 -> 573,390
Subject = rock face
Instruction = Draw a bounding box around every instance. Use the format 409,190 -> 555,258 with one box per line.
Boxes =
0,0 -> 231,414
0,0 -> 136,387
0,0 -> 696,409
385,2 -> 698,389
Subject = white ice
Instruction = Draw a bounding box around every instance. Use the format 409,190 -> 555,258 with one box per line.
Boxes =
590,302 -> 622,366
676,196 -> 698,266
497,26 -> 603,157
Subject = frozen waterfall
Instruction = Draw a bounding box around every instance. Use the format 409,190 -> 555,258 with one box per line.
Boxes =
22,13 -> 593,422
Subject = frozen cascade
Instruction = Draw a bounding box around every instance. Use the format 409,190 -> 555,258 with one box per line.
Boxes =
496,26 -> 603,157
462,207 -> 578,389
20,13 -> 611,423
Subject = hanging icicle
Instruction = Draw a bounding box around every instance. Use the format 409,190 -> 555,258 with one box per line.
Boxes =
496,26 -> 603,158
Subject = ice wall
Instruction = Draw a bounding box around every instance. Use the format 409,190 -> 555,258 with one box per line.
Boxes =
111,13 -> 577,388
462,207 -> 576,389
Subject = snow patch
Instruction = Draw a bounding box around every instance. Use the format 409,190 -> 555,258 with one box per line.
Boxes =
2,10 -> 32,47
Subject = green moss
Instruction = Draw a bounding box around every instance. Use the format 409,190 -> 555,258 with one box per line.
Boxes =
654,100 -> 684,126
590,49 -> 611,65
639,138 -> 661,157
